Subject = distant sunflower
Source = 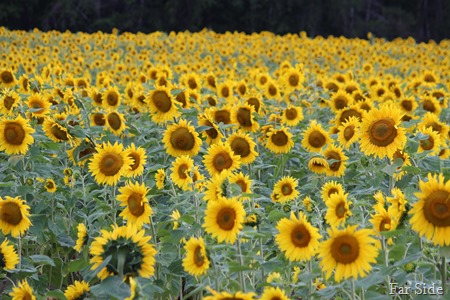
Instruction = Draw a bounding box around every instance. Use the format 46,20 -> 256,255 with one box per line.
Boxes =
216,81 -> 234,102
162,119 -> 202,157
146,86 -> 180,123
88,142 -> 132,186
182,237 -> 210,277
74,223 -> 88,253
359,104 -> 407,159
117,181 -> 152,228
45,178 -> 57,193
335,105 -> 363,126
265,80 -> 281,100
124,143 -> 147,178
90,225 -> 157,280
392,149 -> 411,181
302,120 -> 331,153
417,126 -> 442,156
266,127 -> 294,154
329,90 -> 353,112
0,89 -> 20,115
9,280 -> 36,300
155,169 -> 166,190
102,86 -> 121,110
272,176 -> 299,204
282,67 -> 304,93
227,132 -> 258,164
325,192 -> 352,228
308,157 -> 329,175
170,155 -> 194,191
43,118 -> 72,143
90,111 -> 106,127
0,239 -> 19,271
203,197 -> 245,244
420,96 -> 441,115
260,287 -> 290,300
0,196 -> 32,237
281,106 -> 304,126
398,96 -> 417,115
0,115 -> 35,155
245,94 -> 264,114
203,142 -> 241,177
321,181 -> 345,204
324,145 -> 348,177
275,211 -> 321,262
337,116 -> 360,149
106,111 -> 127,135
318,225 -> 379,282
64,280 -> 90,300
211,106 -> 232,124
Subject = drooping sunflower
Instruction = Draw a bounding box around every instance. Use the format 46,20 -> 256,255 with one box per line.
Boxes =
227,132 -> 258,164
272,176 -> 299,204
162,119 -> 202,157
302,120 -> 332,153
182,237 -> 210,277
203,197 -> 245,244
74,223 -> 88,253
117,181 -> 153,228
155,168 -> 166,190
321,181 -> 345,204
275,211 -> 321,262
90,224 -> 157,280
203,142 -> 241,177
88,141 -> 133,186
0,239 -> 19,271
370,206 -> 399,234
337,116 -> 360,149
0,89 -> 20,115
308,157 -> 329,174
102,86 -> 121,110
260,287 -> 290,300
0,115 -> 35,155
325,192 -> 352,228
324,145 -> 348,177
27,93 -> 51,118
42,117 -> 72,143
146,86 -> 181,124
64,280 -> 90,300
281,105 -> 304,127
124,143 -> 147,178
317,225 -> 379,282
198,113 -> 223,145
231,103 -> 260,132
170,155 -> 194,191
359,104 -> 407,159
9,280 -> 36,300
45,178 -> 57,193
106,111 -> 127,136
417,126 -> 443,156
0,196 -> 32,237
266,127 -> 294,154
410,173 -> 450,246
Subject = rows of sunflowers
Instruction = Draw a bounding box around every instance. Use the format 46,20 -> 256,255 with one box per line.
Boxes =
0,26 -> 449,299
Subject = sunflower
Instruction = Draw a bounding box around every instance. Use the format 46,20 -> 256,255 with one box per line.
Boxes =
266,127 -> 294,154
0,69 -> 16,87
418,112 -> 449,138
275,211 -> 321,262
155,169 -> 166,190
27,93 -> 51,117
162,119 -> 202,157
337,116 -> 360,149
321,181 -> 345,204
325,192 -> 352,228
260,287 -> 290,300
117,181 -> 152,228
146,86 -> 181,123
9,280 -> 36,300
417,126 -> 443,156
231,103 -> 260,132
335,105 -> 363,126
329,90 -> 353,112
43,118 -> 72,143
318,225 -> 379,282
228,172 -> 253,201
198,113 -> 223,145
45,178 -> 57,193
124,143 -> 147,178
216,81 -> 234,102
392,149 -> 412,181
102,86 -> 121,110
420,96 -> 441,115
308,157 -> 329,174
74,223 -> 88,253
0,115 -> 35,155
302,120 -> 331,153
397,96 -> 417,115
281,105 -> 304,126
282,67 -> 304,93
370,206 -> 399,233
106,111 -> 127,135
90,111 -> 106,127
203,197 -> 245,244
203,289 -> 256,300
171,209 -> 181,230
0,89 -> 20,115
0,239 -> 19,271
227,132 -> 258,164
170,155 -> 195,191
410,173 -> 450,246
209,106 -> 232,125
272,176 -> 299,204
324,145 -> 348,177
182,237 -> 210,277
181,73 -> 202,92
0,196 -> 32,237
90,224 -> 157,280
265,80 -> 281,100
88,142 -> 133,186
203,142 -> 241,177
245,94 -> 264,114
64,280 -> 90,300
235,80 -> 248,97
359,104 -> 407,159
203,173 -> 228,202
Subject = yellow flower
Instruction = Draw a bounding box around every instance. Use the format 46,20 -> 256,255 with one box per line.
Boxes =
0,115 -> 35,155
325,192 -> 352,228
124,143 -> 147,178
266,127 -> 294,154
272,176 -> 299,204
203,142 -> 241,177
146,86 -> 181,123
45,178 -> 57,193
74,223 -> 88,253
162,119 -> 202,157
302,120 -> 331,153
9,280 -> 36,300
0,239 -> 19,270
117,181 -> 153,228
182,237 -> 210,277
170,155 -> 194,191
155,168 -> 166,190
0,196 -> 32,237
260,286 -> 290,300
227,132 -> 259,165
64,280 -> 90,300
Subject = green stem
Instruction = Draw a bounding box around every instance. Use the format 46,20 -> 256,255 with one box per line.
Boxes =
309,259 -> 313,300
236,239 -> 246,292
442,257 -> 447,296
111,185 -> 117,224
351,279 -> 356,300
382,236 -> 391,295
259,233 -> 265,280
18,235 -> 22,270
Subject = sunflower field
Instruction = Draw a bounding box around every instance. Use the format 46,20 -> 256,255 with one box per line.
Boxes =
0,26 -> 449,300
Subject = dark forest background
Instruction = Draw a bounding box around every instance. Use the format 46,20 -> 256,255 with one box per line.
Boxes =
0,0 -> 449,41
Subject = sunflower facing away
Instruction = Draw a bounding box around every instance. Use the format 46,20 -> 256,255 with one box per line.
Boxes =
170,155 -> 195,191
272,176 -> 299,204
182,237 -> 210,277
227,132 -> 258,165
9,280 -> 36,300
266,127 -> 294,154
0,196 -> 32,237
203,142 -> 241,177
74,223 -> 88,253
203,197 -> 245,244
88,141 -> 133,186
0,239 -> 19,271
64,280 -> 90,300
117,181 -> 153,228
318,225 -> 379,282
155,168 -> 166,190
124,143 -> 147,178
42,118 -> 72,143
90,224 -> 157,280
275,211 -> 321,262
146,86 -> 181,123
410,173 -> 450,246
163,119 -> 202,157
0,115 -> 35,155
302,120 -> 331,153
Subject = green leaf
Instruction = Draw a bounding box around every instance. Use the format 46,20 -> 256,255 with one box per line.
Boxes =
45,290 -> 65,299
268,210 -> 286,222
67,258 -> 90,273
29,255 -> 55,267
439,246 -> 450,258
402,165 -> 421,175
90,276 -> 131,299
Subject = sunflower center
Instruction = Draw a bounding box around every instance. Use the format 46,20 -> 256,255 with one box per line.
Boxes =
216,207 -> 236,231
46,181 -> 55,189
328,188 -> 338,197
285,108 -> 298,120
175,92 -> 187,108
335,202 -> 347,218
260,76 -> 267,85
207,76 -> 216,88
207,96 -> 216,106
128,193 -> 145,216
235,179 -> 247,192
107,92 -> 119,106
213,152 -> 233,171
177,163 -> 188,179
330,234 -> 360,264
420,136 -> 434,150
128,152 -> 140,171
0,202 -> 22,225
334,96 -> 348,110
93,93 -> 103,104
22,292 -> 32,300
289,74 -> 299,86
401,100 -> 413,111
193,246 -> 205,267
230,138 -> 250,157
3,96 -> 15,110
281,183 -> 293,195
327,151 -> 341,171
343,125 -> 355,141
379,218 -> 391,231
422,100 -> 435,112
238,84 -> 246,95
107,113 -> 122,130
93,113 -> 106,126
308,131 -> 326,148
50,124 -> 69,141
428,122 -> 442,134
268,84 -> 277,96
99,153 -> 124,176
188,78 -> 197,89
1,71 -> 13,83
271,131 -> 288,146
4,122 -> 25,145
246,97 -> 260,112
290,224 -> 311,247
152,91 -> 172,113
170,128 -> 195,151
214,110 -> 231,124
204,121 -> 218,139
237,108 -> 252,127
221,87 -> 229,98
368,119 -> 397,147
423,190 -> 450,226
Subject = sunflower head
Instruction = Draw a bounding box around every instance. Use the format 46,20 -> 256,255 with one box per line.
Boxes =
0,239 -> 19,271
0,115 -> 35,155
182,237 -> 210,277
0,196 -> 32,237
163,119 -> 202,157
203,142 -> 241,177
